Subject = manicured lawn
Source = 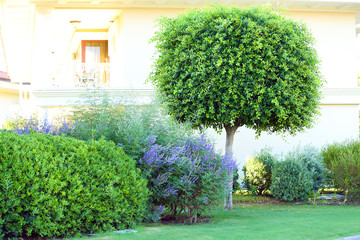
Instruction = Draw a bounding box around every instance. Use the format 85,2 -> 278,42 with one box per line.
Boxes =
73,204 -> 360,240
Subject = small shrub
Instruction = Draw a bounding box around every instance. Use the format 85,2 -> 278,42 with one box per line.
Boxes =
291,146 -> 325,192
138,135 -> 237,223
113,104 -> 191,161
0,131 -> 148,238
66,91 -> 192,161
322,140 -> 360,201
270,157 -> 314,202
242,148 -> 276,195
69,90 -> 120,142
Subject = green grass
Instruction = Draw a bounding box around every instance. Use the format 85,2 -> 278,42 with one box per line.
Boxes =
72,204 -> 360,240
233,193 -> 285,204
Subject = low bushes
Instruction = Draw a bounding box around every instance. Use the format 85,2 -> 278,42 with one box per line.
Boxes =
270,146 -> 325,202
64,94 -> 235,222
67,92 -> 192,161
270,157 -> 314,202
322,140 -> 360,201
294,146 -> 325,192
242,148 -> 276,195
0,131 -> 148,238
6,93 -> 234,223
243,146 -> 326,202
139,135 -> 237,223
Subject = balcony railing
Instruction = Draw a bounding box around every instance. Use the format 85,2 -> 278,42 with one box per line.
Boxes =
54,63 -> 110,88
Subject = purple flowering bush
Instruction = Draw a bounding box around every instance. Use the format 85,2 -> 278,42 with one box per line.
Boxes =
139,135 -> 237,223
5,114 -> 72,136
4,94 -> 237,224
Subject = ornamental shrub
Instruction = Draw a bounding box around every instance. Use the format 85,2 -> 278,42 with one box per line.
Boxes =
138,135 -> 237,223
270,158 -> 314,202
242,148 -> 276,195
0,131 -> 148,238
290,146 -> 326,192
322,140 -> 360,201
67,91 -> 192,161
113,104 -> 192,161
69,90 -> 120,142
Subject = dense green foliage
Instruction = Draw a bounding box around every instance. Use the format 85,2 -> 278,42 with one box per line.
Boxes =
322,140 -> 360,201
271,158 -> 314,202
65,92 -> 234,222
150,5 -> 323,135
242,148 -> 276,195
68,92 -> 192,161
0,131 -> 148,238
139,135 -> 236,223
70,91 -> 120,142
290,146 -> 326,192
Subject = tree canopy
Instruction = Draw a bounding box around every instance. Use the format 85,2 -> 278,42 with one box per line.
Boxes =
149,5 -> 323,136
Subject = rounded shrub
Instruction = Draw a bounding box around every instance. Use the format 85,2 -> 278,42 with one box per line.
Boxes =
0,131 -> 148,238
322,140 -> 360,201
270,158 -> 314,202
138,134 -> 237,223
242,148 -> 276,195
292,146 -> 325,192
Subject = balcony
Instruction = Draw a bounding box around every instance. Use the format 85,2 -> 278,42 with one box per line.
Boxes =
53,63 -> 110,88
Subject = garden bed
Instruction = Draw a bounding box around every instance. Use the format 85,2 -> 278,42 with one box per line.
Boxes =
233,192 -> 360,206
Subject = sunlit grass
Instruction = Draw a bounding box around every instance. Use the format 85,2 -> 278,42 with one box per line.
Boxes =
70,204 -> 360,240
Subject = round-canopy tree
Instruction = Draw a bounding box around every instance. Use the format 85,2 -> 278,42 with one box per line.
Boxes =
149,5 -> 323,210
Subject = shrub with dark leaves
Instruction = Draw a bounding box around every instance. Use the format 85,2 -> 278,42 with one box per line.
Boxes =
138,134 -> 237,223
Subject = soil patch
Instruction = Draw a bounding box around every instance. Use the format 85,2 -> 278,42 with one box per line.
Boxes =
160,215 -> 211,225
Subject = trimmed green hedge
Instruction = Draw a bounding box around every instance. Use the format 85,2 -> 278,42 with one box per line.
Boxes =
0,131 -> 148,238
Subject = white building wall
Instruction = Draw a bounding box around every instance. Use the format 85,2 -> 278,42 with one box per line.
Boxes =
207,104 -> 359,166
290,11 -> 357,88
117,9 -> 358,90
120,9 -> 182,89
0,92 -> 19,127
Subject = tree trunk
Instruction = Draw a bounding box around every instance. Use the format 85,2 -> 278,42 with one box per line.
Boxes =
224,123 -> 239,210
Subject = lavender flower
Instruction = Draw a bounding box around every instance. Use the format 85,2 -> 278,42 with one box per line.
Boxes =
156,205 -> 165,213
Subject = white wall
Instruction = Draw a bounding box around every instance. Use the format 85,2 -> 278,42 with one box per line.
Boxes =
207,104 -> 359,166
290,11 -> 357,88
117,9 -> 358,89
0,92 -> 19,127
119,8 -> 182,89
